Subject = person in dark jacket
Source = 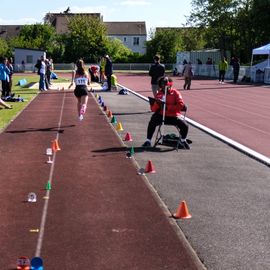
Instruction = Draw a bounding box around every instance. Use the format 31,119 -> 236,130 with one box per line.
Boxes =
142,76 -> 189,149
104,55 -> 113,91
149,54 -> 165,97
232,57 -> 240,83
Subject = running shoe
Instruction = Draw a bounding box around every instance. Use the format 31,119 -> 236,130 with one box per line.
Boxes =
142,141 -> 151,148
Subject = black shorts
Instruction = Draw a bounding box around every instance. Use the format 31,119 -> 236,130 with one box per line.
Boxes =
74,85 -> 88,98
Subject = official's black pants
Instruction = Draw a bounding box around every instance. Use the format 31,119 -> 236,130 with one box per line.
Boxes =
147,113 -> 189,140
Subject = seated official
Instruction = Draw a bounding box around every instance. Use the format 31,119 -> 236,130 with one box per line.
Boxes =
89,66 -> 99,83
142,76 -> 190,149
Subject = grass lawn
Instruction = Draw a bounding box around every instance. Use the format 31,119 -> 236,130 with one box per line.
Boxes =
0,74 -> 68,131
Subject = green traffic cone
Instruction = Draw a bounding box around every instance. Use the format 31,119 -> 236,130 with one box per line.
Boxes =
130,146 -> 135,156
111,116 -> 117,124
46,182 -> 51,190
126,146 -> 134,158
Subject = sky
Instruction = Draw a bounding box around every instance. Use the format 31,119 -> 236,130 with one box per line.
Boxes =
0,0 -> 192,34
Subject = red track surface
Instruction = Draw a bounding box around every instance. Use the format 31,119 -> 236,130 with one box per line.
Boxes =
0,91 -> 203,269
116,73 -> 270,157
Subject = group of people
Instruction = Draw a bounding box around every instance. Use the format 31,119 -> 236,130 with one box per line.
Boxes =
145,55 -> 190,149
217,56 -> 240,84
35,56 -> 54,91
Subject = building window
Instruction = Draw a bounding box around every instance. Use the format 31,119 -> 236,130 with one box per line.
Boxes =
133,37 -> 139,46
123,37 -> 127,43
26,55 -> 33,64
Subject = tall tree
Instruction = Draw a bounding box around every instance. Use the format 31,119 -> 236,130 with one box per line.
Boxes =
63,15 -> 108,62
14,23 -> 56,50
187,0 -> 265,62
146,29 -> 183,63
250,0 -> 270,46
146,27 -> 205,63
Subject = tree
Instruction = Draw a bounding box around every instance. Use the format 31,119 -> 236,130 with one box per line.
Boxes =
145,27 -> 205,63
14,23 -> 56,50
250,0 -> 270,46
0,38 -> 9,57
189,0 -> 239,53
146,29 -> 183,63
106,38 -> 133,62
63,15 -> 108,62
187,0 -> 262,63
8,23 -> 58,58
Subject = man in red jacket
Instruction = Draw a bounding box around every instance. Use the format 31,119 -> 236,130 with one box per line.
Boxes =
142,76 -> 190,149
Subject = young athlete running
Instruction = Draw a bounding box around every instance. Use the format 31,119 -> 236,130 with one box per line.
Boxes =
69,59 -> 90,120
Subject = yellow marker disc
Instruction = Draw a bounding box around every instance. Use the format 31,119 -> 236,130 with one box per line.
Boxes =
29,229 -> 39,233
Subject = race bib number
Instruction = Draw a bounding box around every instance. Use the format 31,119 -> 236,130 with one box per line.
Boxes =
75,77 -> 88,86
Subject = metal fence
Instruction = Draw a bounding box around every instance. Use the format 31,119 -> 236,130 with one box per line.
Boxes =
14,63 -> 174,72
14,62 -> 266,83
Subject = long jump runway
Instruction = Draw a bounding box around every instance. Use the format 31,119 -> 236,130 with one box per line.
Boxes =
0,91 -> 204,269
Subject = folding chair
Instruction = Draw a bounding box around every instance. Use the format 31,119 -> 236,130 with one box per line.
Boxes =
153,106 -> 188,151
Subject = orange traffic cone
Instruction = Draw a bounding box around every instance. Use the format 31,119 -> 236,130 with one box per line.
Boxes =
116,122 -> 124,131
107,110 -> 112,118
173,200 -> 192,219
124,132 -> 133,141
145,160 -> 156,173
52,139 -> 61,152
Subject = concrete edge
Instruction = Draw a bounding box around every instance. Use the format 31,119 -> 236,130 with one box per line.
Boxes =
118,83 -> 270,167
91,92 -> 207,269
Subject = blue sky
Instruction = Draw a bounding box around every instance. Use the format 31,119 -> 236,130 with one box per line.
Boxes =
0,0 -> 192,34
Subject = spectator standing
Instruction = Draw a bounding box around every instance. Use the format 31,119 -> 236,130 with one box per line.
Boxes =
21,60 -> 25,72
149,54 -> 165,97
232,57 -> 240,83
206,57 -> 213,77
46,57 -> 53,86
104,55 -> 113,91
35,56 -> 47,91
7,58 -> 14,97
0,57 -> 10,98
218,57 -> 228,84
99,56 -> 106,83
182,61 -> 193,90
39,56 -> 47,91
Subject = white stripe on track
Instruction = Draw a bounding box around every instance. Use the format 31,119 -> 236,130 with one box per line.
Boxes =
118,83 -> 270,167
35,92 -> 66,257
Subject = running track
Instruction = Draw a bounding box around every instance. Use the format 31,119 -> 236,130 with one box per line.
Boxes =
116,73 -> 270,158
0,90 -> 203,269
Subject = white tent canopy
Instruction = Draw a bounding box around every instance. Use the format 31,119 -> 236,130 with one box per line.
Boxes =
251,43 -> 270,67
252,43 -> 270,55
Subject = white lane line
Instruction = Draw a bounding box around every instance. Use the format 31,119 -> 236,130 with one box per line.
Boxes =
35,92 -> 66,257
118,83 -> 270,167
